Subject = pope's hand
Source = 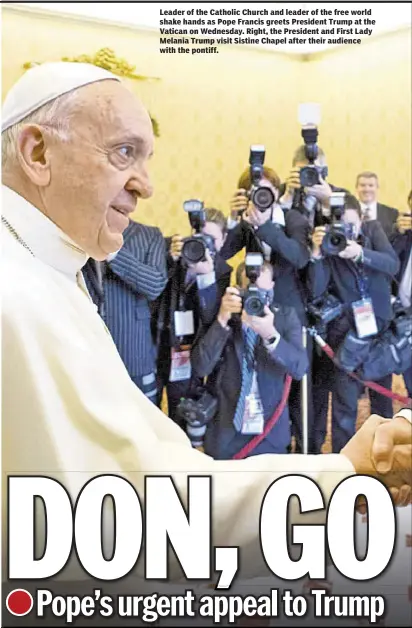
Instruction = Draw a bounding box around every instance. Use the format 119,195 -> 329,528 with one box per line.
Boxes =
341,411 -> 412,508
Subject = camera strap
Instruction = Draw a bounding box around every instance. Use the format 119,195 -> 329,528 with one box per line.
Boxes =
354,262 -> 369,300
351,262 -> 378,339
232,374 -> 293,459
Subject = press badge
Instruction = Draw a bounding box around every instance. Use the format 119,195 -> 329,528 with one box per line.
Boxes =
174,311 -> 195,337
169,346 -> 192,382
241,391 -> 265,435
352,298 -> 378,339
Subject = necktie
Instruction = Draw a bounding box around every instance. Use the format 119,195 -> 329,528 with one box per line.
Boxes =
233,327 -> 259,432
363,206 -> 371,221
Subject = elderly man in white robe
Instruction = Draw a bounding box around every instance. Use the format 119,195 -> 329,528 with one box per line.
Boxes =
1,63 -> 411,611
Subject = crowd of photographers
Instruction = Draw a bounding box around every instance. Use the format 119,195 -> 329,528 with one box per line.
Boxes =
83,138 -> 412,459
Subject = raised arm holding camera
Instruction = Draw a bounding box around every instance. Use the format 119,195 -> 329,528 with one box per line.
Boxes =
279,106 -> 349,226
190,256 -> 309,460
307,193 -> 400,453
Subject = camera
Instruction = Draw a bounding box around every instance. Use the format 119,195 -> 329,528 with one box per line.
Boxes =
247,145 -> 275,212
238,252 -> 268,317
321,192 -> 354,256
297,105 -> 328,187
181,199 -> 216,265
307,293 -> 346,331
175,389 -> 218,448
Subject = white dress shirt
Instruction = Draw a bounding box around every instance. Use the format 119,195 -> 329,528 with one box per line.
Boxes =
360,201 -> 378,221
1,184 -> 361,584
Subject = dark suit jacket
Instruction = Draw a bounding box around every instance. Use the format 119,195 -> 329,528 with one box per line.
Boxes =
153,249 -> 232,388
191,305 -> 308,459
376,203 -> 399,238
220,210 -> 311,324
390,228 -> 412,296
307,220 -> 400,326
83,220 -> 167,378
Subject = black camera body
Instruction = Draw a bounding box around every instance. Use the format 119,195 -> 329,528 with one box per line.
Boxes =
239,285 -> 268,317
181,199 -> 216,265
238,252 -> 268,317
321,192 -> 354,256
175,389 -> 218,448
247,145 -> 275,213
307,293 -> 345,330
299,126 -> 328,187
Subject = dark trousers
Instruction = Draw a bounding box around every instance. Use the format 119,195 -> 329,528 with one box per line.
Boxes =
329,369 -> 392,452
165,379 -> 193,429
288,332 -> 315,453
156,362 -> 195,431
403,366 -> 412,398
312,316 -> 393,453
312,348 -> 331,453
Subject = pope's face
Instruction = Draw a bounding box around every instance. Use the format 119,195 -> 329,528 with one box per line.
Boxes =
43,81 -> 154,259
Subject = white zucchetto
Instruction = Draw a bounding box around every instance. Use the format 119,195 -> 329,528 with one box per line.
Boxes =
2,62 -> 121,132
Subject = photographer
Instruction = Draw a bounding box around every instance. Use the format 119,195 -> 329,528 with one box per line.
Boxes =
190,260 -> 308,459
279,145 -> 348,225
307,194 -> 400,452
222,165 -> 314,452
154,208 -> 232,427
223,166 -> 311,326
390,190 -> 412,396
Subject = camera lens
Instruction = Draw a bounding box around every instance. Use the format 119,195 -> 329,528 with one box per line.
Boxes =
244,296 -> 265,316
186,424 -> 207,448
300,167 -> 319,188
252,186 -> 274,212
330,234 -> 341,246
182,237 -> 206,264
322,229 -> 347,256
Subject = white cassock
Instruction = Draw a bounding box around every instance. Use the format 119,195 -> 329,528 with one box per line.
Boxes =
0,183 -> 360,590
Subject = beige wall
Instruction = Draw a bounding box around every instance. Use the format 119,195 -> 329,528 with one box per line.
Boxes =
2,7 -> 411,239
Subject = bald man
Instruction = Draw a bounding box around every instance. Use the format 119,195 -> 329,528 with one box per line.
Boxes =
2,63 -> 411,588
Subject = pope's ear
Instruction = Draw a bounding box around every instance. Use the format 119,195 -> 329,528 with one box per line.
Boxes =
16,124 -> 52,186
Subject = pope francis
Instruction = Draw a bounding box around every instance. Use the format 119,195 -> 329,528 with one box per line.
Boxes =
1,62 -> 411,594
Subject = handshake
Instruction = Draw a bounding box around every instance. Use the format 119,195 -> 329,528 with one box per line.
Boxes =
342,409 -> 412,508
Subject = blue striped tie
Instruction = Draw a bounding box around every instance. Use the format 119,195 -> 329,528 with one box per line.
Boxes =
233,326 -> 258,432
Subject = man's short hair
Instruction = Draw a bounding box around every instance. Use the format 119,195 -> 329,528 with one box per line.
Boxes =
407,190 -> 412,209
356,171 -> 379,186
237,166 -> 281,191
292,145 -> 325,166
344,193 -> 362,217
204,208 -> 227,233
235,260 -> 275,286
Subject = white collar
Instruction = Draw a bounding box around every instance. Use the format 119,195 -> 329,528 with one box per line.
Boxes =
2,184 -> 88,282
360,200 -> 377,211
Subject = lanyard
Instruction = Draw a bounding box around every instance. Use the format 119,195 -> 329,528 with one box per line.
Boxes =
354,262 -> 369,300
